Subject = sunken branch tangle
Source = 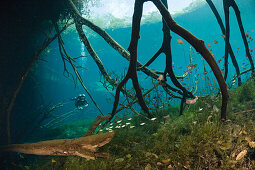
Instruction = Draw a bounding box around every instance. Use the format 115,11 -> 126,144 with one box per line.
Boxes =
150,0 -> 229,120
0,132 -> 114,160
206,0 -> 241,86
69,0 -> 228,120
54,22 -> 104,116
222,0 -> 254,80
68,0 -> 183,99
74,23 -> 135,100
139,0 -> 195,115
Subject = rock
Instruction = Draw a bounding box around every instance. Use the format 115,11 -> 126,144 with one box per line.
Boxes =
115,158 -> 124,163
145,164 -> 152,170
236,149 -> 247,161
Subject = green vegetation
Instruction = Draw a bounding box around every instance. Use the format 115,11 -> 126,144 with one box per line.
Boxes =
15,78 -> 255,169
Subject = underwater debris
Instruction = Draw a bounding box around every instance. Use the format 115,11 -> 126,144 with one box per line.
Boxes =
186,96 -> 198,104
162,159 -> 171,164
163,114 -> 170,119
145,164 -> 152,170
126,153 -> 132,158
177,38 -> 184,44
0,132 -> 115,160
213,105 -> 219,112
156,162 -> 163,166
114,158 -> 124,163
236,149 -> 247,161
157,74 -> 164,81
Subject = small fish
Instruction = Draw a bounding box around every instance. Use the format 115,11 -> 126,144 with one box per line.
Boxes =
140,123 -> 145,126
221,34 -> 226,38
127,118 -> 132,120
117,120 -> 122,123
208,44 -> 212,47
130,126 -> 135,128
177,38 -> 184,44
138,73 -> 142,75
214,40 -> 218,44
150,118 -> 157,121
52,159 -> 56,163
121,125 -> 125,128
199,107 -> 203,111
126,122 -> 130,125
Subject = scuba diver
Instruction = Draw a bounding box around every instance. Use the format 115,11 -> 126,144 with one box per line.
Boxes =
71,94 -> 88,110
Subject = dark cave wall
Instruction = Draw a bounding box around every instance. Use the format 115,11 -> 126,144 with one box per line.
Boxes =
0,0 -> 72,144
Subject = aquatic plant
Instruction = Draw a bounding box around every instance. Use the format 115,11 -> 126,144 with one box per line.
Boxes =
16,79 -> 255,169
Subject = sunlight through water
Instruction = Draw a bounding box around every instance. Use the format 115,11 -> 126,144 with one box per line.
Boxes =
83,0 -> 205,28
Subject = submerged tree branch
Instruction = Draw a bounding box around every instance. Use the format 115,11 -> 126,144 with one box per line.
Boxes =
206,0 -> 241,86
54,22 -> 104,116
68,0 -> 183,97
222,0 -> 254,81
74,23 -> 134,100
0,132 -> 114,160
151,0 -> 229,120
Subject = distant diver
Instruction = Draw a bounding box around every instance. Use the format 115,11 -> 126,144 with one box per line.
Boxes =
71,94 -> 88,110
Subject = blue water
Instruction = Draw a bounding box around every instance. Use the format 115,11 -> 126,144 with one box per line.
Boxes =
9,0 -> 255,143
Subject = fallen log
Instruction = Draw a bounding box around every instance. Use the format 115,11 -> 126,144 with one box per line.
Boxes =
0,132 -> 114,160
